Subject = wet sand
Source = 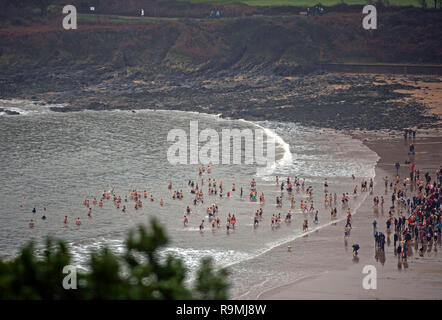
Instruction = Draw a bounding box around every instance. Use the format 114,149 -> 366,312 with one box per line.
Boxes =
253,134 -> 442,300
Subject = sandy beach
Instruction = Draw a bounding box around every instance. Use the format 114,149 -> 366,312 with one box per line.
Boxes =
255,133 -> 442,300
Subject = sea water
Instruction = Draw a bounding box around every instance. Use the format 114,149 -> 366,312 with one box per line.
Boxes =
0,99 -> 379,295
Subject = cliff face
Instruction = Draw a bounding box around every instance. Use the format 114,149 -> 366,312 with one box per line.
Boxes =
1,5 -> 441,118
1,6 -> 441,77
0,6 -> 441,131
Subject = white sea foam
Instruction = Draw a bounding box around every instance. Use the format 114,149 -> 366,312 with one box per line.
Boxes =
0,99 -> 66,116
236,118 -> 293,176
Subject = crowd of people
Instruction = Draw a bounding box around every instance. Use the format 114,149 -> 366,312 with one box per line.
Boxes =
27,162 -> 367,239
25,145 -> 440,273
371,165 -> 441,265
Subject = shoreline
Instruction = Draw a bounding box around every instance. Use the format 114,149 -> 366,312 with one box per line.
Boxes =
2,72 -> 441,131
251,132 -> 442,300
1,76 -> 441,299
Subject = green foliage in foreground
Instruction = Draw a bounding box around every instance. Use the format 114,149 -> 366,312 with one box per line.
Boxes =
0,219 -> 229,300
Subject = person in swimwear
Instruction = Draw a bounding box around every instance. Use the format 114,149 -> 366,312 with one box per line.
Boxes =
344,225 -> 350,238
254,214 -> 259,227
303,220 -> 308,232
183,215 -> 188,226
29,219 -> 35,228
76,218 -> 81,225
285,210 -> 292,222
199,220 -> 204,230
64,216 -> 68,224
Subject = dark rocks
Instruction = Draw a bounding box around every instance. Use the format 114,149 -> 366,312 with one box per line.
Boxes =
1,62 -> 440,131
4,110 -> 20,115
0,107 -> 19,115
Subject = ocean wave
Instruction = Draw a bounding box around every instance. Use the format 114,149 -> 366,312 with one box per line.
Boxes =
0,99 -> 66,116
68,238 -> 251,272
236,119 -> 293,177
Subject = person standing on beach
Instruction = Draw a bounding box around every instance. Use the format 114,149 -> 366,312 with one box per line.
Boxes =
403,242 -> 408,261
397,243 -> 402,260
373,220 -> 377,234
395,162 -> 400,176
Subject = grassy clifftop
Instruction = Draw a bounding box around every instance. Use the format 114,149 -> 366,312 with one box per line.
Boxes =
177,0 -> 435,7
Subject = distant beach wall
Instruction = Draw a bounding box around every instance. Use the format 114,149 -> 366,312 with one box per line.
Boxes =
319,63 -> 442,75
